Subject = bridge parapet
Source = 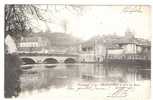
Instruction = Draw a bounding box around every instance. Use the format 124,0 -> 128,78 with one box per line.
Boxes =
18,52 -> 79,57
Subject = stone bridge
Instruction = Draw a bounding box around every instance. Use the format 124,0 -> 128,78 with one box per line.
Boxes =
19,53 -> 79,64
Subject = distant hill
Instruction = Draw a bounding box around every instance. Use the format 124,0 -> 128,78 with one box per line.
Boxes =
32,32 -> 83,47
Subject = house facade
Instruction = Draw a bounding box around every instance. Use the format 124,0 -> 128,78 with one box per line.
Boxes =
79,30 -> 151,62
79,39 -> 106,63
106,31 -> 151,60
17,36 -> 49,53
17,32 -> 81,54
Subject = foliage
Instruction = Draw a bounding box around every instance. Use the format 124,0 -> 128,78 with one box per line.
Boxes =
5,5 -> 85,40
5,5 -> 44,40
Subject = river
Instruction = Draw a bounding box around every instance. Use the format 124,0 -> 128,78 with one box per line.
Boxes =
20,63 -> 150,92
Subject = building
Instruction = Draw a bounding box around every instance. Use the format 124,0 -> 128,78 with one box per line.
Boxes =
79,36 -> 106,63
17,35 -> 48,53
5,34 -> 17,54
107,31 -> 151,56
17,32 -> 82,54
79,30 -> 151,62
106,30 -> 151,60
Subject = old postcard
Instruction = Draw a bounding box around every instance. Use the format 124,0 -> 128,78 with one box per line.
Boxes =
4,4 -> 151,100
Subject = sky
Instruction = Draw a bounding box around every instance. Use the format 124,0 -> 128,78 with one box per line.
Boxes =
31,5 -> 151,40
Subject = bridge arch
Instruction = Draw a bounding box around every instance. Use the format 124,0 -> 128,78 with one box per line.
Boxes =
43,58 -> 58,64
64,58 -> 76,63
21,58 -> 36,65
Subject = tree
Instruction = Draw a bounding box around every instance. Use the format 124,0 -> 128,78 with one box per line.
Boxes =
4,5 -> 45,98
5,5 -> 85,40
5,5 -> 45,40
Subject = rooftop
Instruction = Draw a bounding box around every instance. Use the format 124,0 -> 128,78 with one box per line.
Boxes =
81,34 -> 151,49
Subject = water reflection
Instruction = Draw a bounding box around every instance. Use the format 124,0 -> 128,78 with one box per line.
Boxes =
20,63 -> 150,92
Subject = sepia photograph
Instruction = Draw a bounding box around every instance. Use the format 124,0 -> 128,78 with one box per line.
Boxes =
4,4 -> 151,99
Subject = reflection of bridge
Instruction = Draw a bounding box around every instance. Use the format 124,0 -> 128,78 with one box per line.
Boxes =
19,53 -> 79,64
